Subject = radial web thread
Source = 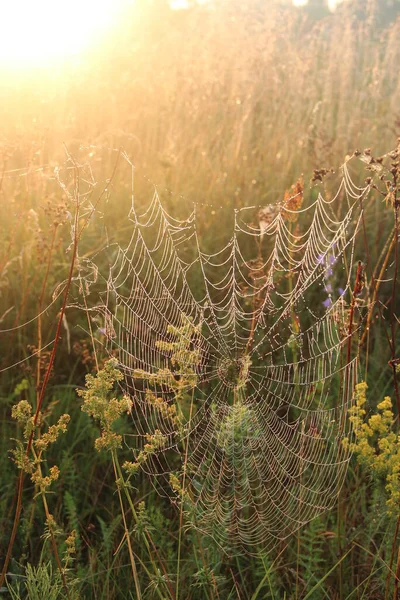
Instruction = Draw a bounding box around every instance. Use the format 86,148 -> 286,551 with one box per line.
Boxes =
76,154 -> 365,552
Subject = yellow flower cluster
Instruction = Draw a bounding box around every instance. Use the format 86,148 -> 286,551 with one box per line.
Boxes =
123,430 -> 167,476
146,389 -> 180,425
154,319 -> 201,399
169,472 -> 185,498
343,382 -> 400,514
78,358 -> 133,452
126,318 -> 200,479
11,399 -> 34,440
63,529 -> 77,570
11,396 -> 69,491
31,465 -> 60,490
35,414 -> 70,451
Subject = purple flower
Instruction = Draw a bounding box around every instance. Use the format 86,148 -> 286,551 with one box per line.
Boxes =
328,254 -> 336,266
338,287 -> 345,297
323,297 -> 332,308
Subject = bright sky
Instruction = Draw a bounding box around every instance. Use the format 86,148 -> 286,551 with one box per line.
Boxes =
293,0 -> 339,8
0,0 -> 132,68
0,0 -> 340,69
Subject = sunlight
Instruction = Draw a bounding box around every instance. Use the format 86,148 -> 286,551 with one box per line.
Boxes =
0,0 -> 131,68
293,0 -> 340,8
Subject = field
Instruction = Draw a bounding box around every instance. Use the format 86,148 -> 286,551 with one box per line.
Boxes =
1,1 -> 400,598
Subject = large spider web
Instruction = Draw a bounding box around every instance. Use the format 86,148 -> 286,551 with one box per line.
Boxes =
73,151 -> 364,553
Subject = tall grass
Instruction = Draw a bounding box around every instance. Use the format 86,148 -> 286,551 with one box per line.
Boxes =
1,1 -> 399,202
1,1 -> 400,598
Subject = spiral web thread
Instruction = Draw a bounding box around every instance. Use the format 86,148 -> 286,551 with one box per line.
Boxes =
0,148 -> 366,551
64,151 -> 366,553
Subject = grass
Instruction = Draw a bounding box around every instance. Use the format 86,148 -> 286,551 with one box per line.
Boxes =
1,1 -> 400,598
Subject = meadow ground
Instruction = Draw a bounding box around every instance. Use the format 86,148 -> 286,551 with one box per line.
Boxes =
1,1 -> 400,598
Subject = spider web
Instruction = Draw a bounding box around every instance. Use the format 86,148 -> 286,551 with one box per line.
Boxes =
75,152 -> 365,552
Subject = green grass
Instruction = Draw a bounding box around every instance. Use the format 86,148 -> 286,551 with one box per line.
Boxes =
1,1 -> 400,598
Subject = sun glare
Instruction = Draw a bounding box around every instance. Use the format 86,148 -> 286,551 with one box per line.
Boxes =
0,0 -> 130,68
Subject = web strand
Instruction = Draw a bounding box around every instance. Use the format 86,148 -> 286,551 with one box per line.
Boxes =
74,151 -> 364,551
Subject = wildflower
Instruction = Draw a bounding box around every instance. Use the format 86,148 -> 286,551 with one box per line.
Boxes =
35,414 -> 70,451
323,297 -> 332,308
343,382 -> 400,515
79,359 -> 133,453
31,465 -> 60,490
281,176 -> 304,222
319,251 -> 342,309
11,400 -> 35,440
123,461 -> 140,476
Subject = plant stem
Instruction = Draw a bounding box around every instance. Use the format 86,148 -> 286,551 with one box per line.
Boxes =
35,458 -> 71,600
176,389 -> 195,600
114,459 -> 175,600
386,515 -> 400,600
0,150 -> 121,588
112,453 -> 142,600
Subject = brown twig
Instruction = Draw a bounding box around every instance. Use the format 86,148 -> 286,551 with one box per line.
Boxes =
386,515 -> 400,600
389,205 -> 400,414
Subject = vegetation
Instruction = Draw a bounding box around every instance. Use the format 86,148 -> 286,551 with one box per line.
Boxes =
1,0 -> 400,598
